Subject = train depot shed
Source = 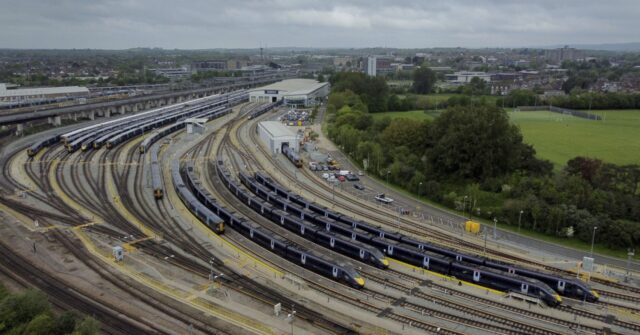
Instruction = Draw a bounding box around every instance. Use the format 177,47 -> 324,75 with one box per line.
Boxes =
258,121 -> 300,154
249,79 -> 329,107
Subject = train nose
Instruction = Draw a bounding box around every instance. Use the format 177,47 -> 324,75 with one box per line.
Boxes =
591,290 -> 600,300
554,294 -> 562,304
354,277 -> 365,287
381,258 -> 389,268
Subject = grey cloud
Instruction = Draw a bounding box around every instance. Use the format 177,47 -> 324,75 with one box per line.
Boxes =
0,0 -> 638,49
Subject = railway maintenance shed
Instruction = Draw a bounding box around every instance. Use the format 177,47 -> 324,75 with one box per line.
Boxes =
249,79 -> 329,107
258,121 -> 300,154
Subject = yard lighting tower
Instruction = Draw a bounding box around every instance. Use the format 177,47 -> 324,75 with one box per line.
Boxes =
590,226 -> 598,258
518,210 -> 524,233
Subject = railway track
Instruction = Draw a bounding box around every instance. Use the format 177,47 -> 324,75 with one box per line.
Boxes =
212,109 -> 601,335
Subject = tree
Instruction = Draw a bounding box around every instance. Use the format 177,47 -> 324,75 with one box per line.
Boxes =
412,67 -> 436,94
425,105 -> 535,181
72,316 -> 100,335
23,313 -> 55,335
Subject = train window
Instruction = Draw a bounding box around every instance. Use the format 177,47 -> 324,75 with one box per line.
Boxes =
558,281 -> 566,291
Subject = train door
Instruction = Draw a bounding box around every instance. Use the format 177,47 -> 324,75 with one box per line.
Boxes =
300,226 -> 305,235
300,254 -> 306,264
387,245 -> 394,256
520,283 -> 529,294
508,268 -> 516,274
280,215 -> 285,225
332,267 -> 338,278
351,232 -> 356,240
359,249 -> 365,259
330,237 -> 335,248
473,270 -> 481,282
423,257 -> 430,269
456,255 -> 463,262
557,280 -> 566,293
270,240 -> 275,250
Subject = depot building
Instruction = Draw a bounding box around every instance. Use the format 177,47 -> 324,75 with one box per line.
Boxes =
249,79 -> 329,107
257,121 -> 300,154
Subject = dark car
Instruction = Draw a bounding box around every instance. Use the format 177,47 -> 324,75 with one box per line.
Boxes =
345,174 -> 359,181
353,183 -> 365,190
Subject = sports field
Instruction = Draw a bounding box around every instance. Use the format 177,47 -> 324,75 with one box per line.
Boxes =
509,110 -> 640,166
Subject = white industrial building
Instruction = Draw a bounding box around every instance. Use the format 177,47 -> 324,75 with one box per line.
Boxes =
445,71 -> 491,84
257,121 -> 300,154
249,79 -> 329,107
0,83 -> 89,103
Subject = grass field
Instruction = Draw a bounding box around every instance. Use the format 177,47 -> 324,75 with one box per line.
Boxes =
510,110 -> 640,166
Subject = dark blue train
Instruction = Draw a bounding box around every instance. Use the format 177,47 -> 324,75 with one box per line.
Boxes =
252,171 -> 598,304
179,160 -> 365,289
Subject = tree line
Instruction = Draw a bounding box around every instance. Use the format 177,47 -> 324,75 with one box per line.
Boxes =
326,72 -> 640,251
0,284 -> 99,335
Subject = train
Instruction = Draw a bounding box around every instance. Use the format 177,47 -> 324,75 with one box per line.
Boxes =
171,160 -> 225,234
247,100 -> 282,120
281,143 -> 302,168
234,171 -> 389,269
150,145 -> 163,199
251,171 -> 598,304
211,160 -> 365,288
26,135 -> 60,157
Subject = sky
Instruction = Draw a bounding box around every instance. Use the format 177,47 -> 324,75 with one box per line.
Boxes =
1,0 -> 639,49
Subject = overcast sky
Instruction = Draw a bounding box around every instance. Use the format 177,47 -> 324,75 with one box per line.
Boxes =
1,0 -> 639,49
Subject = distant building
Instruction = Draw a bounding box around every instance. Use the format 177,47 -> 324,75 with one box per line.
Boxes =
365,56 -> 393,76
227,59 -> 248,70
191,60 -> 227,73
545,46 -> 583,64
0,83 -> 89,103
445,71 -> 491,83
152,67 -> 191,79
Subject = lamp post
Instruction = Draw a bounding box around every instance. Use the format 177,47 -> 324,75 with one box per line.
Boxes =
462,195 -> 468,219
418,182 -> 423,197
590,226 -> 598,258
518,210 -> 524,233
626,249 -> 635,282
493,217 -> 497,240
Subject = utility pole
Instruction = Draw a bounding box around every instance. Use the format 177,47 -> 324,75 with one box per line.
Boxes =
518,210 -> 524,233
493,217 -> 498,240
626,249 -> 635,282
590,226 -> 598,258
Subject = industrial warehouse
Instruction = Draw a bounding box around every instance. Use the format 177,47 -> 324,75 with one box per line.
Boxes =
249,78 -> 329,107
257,120 -> 300,154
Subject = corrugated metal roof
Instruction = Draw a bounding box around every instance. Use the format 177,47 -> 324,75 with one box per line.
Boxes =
250,79 -> 327,96
259,121 -> 296,138
0,85 -> 89,98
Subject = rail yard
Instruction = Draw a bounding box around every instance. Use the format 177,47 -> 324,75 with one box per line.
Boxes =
0,83 -> 639,335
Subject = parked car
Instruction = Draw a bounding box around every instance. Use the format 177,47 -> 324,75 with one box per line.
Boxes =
337,175 -> 346,182
353,183 -> 365,190
322,173 -> 329,179
374,193 -> 394,204
358,170 -> 364,176
345,174 -> 359,181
